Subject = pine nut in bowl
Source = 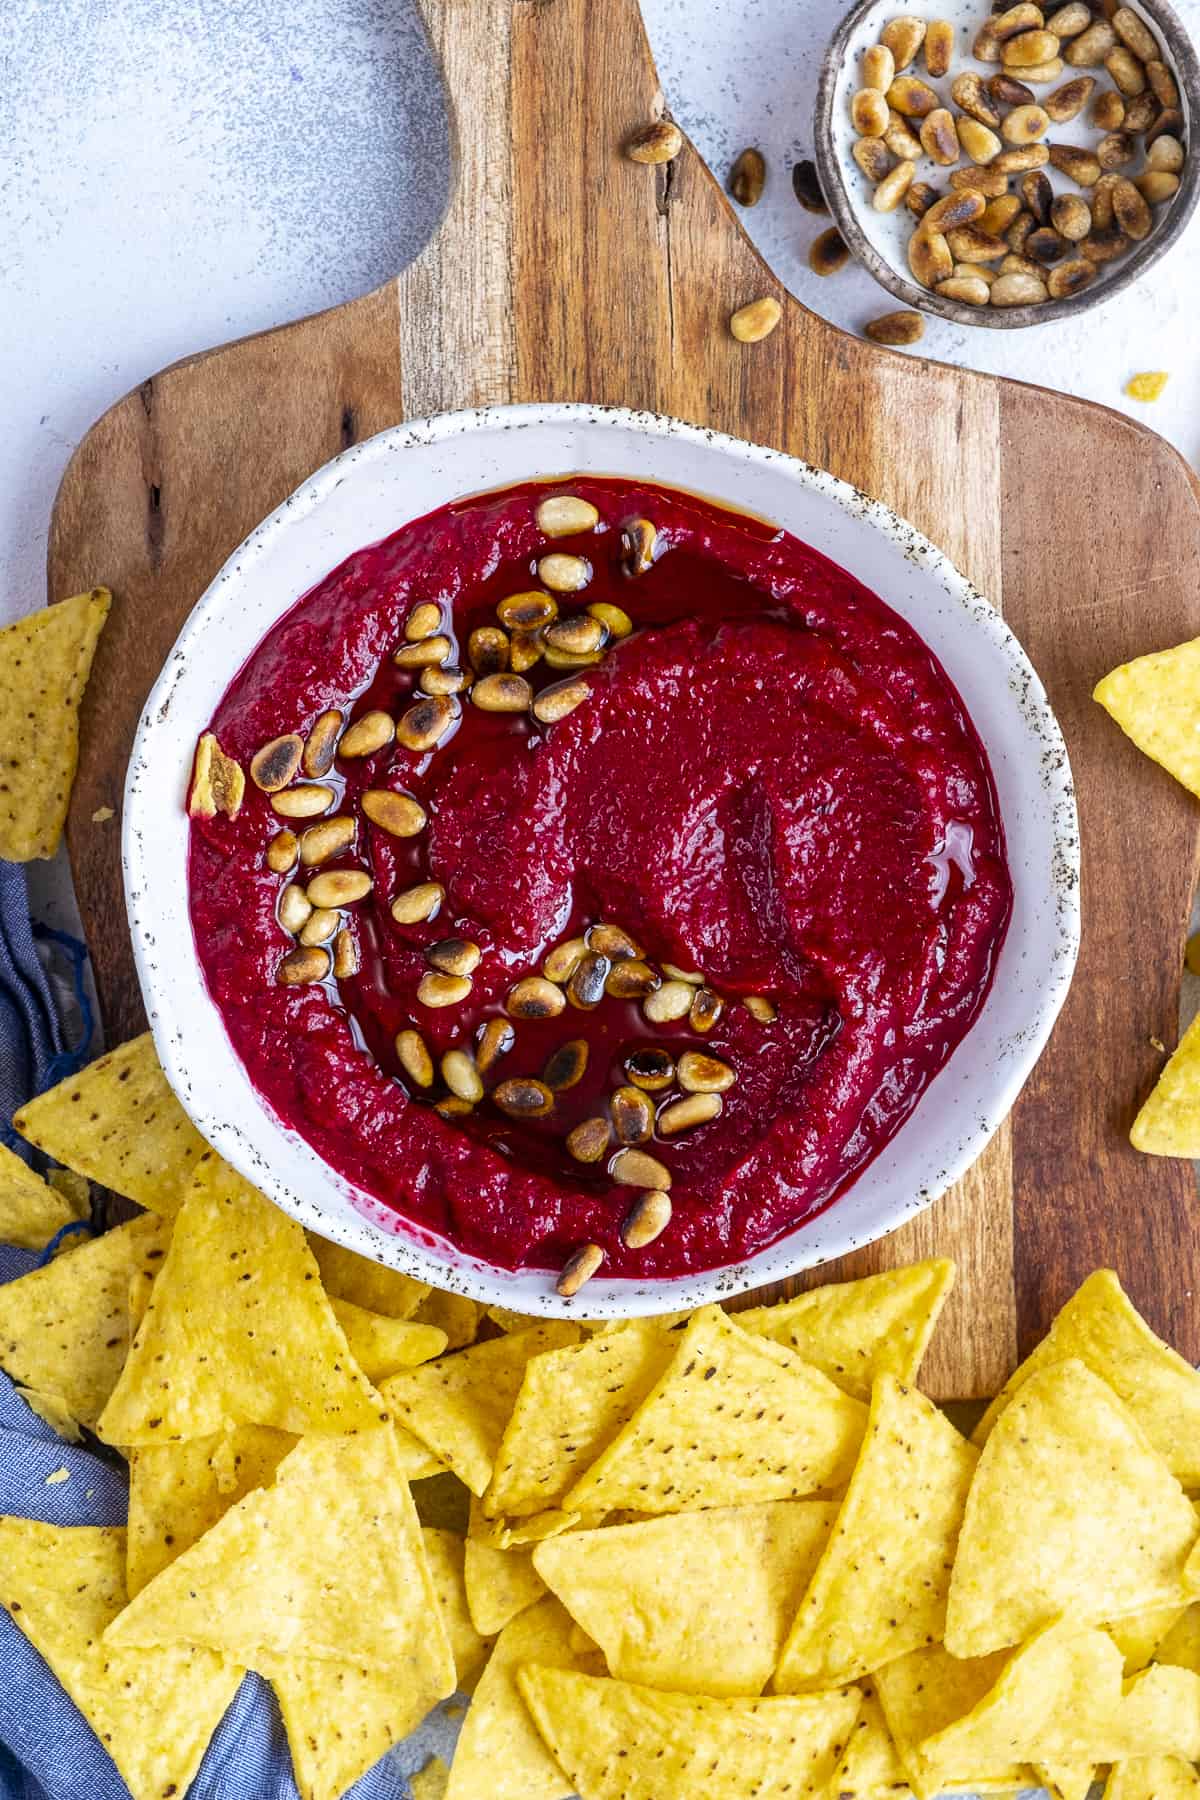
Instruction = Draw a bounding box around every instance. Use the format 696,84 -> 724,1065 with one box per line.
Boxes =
124,402 -> 1078,1319
816,0 -> 1200,327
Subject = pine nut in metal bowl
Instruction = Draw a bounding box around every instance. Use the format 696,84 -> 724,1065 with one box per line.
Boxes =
816,0 -> 1200,328
124,402 -> 1078,1319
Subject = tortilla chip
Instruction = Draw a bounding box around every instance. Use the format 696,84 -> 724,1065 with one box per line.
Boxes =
485,1319 -> 674,1519
562,1306 -> 867,1516
445,1596 -> 603,1800
97,1155 -> 386,1444
1156,1604 -> 1200,1674
873,1644 -> 1026,1800
126,1424 -> 295,1595
188,730 -> 245,820
394,1426 -> 448,1482
945,1359 -> 1196,1658
108,1427 -> 456,1687
381,1321 -> 580,1497
0,586 -> 110,860
488,1305 -> 547,1333
330,1297 -> 446,1381
775,1376 -> 976,1690
1039,1761 -> 1098,1800
1105,1759 -> 1200,1800
737,1260 -> 955,1402
19,1387 -> 84,1441
1132,1017 -> 1200,1157
47,1167 -> 90,1213
464,1531 -> 548,1636
422,1527 -> 490,1695
1094,637 -> 1200,800
0,1519 -> 242,1800
922,1623 -> 1200,1774
0,1213 -> 169,1428
309,1235 -> 430,1318
1109,1603 -> 1190,1674
413,1288 -> 484,1350
412,1756 -> 451,1800
534,1499 -> 835,1697
518,1665 -> 864,1800
830,1683 -> 914,1800
267,1653 -> 443,1800
0,1141 -> 81,1249
13,1033 -> 207,1218
974,1270 -> 1200,1485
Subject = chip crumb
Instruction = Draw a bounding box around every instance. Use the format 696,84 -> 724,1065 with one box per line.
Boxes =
91,805 -> 114,823
409,1753 -> 450,1800
1125,371 -> 1169,403
45,1467 -> 70,1485
1149,1036 -> 1166,1053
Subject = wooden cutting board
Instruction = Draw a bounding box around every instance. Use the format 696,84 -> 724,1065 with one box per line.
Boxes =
49,0 -> 1200,1396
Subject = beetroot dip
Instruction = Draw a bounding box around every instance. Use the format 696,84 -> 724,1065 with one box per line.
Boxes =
188,475 -> 1012,1283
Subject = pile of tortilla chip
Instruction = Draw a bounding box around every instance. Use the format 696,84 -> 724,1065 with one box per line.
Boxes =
7,1039 -> 1200,1800
1095,636 -> 1200,1155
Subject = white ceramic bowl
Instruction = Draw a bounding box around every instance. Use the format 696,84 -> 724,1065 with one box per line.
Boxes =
124,402 -> 1080,1316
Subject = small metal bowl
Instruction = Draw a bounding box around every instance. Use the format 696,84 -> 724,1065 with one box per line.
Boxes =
815,0 -> 1200,328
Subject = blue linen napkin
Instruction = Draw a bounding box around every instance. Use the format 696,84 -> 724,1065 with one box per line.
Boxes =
0,864 -> 459,1800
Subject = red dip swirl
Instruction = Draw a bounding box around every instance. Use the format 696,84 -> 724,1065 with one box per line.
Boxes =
188,476 -> 1012,1282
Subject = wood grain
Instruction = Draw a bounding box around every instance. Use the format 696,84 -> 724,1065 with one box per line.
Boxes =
50,0 -> 1200,1394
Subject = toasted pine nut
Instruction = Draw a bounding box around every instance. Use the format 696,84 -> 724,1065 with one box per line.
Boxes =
611,1147 -> 671,1189
624,1047 -> 676,1091
532,679 -> 590,725
957,118 -> 1002,163
1105,46 -> 1146,95
678,1051 -> 737,1093
953,263 -> 997,285
396,1028 -> 434,1087
906,181 -> 938,217
299,816 -> 355,867
1044,74 -> 1096,119
497,592 -> 558,631
588,601 -> 633,640
468,626 -> 510,676
436,1096 -> 473,1121
864,310 -> 925,346
267,829 -> 299,873
391,882 -> 444,924
536,495 -> 599,537
1003,31 -> 1062,69
418,972 -> 472,1008
279,882 -> 313,934
946,224 -> 1007,261
730,296 -> 784,339
884,110 -> 923,160
339,711 -> 395,758
1146,60 -> 1180,109
476,1018 -> 515,1072
873,159 -> 916,211
299,908 -> 339,946
981,194 -> 1023,235
543,1038 -> 589,1091
397,695 -> 458,752
626,120 -> 682,163
880,16 -> 926,70
1046,257 -> 1097,297
920,111 -> 959,165
994,143 -> 1051,173
852,87 -> 890,135
1147,135 -> 1185,173
862,44 -> 896,92
908,226 -> 953,288
506,977 -> 566,1020
951,75 -> 999,129
539,554 -> 591,593
924,18 -> 954,76
925,190 -> 986,234
588,922 -> 642,960
471,673 -> 532,712
333,927 -> 359,978
974,23 -> 1002,61
621,1191 -> 672,1249
277,946 -> 331,985
271,784 -> 334,819
1134,169 -> 1179,205
567,1116 -> 612,1162
1091,88 -> 1126,128
1000,251 -> 1043,276
729,146 -> 767,206
1079,225 -> 1130,262
426,937 -> 481,978
989,270 -> 1050,303
991,4 -> 1045,43
420,664 -> 471,696
659,1092 -> 723,1135
544,938 -> 588,984
1046,2 -> 1091,37
1051,192 -> 1092,239
1016,58 -> 1065,84
1111,6 -> 1158,62
362,790 -> 426,837
442,1049 -> 483,1103
394,634 -> 452,669
936,276 -> 991,305
302,709 -> 343,777
689,987 -> 724,1033
1026,225 -> 1067,263
1146,105 -> 1184,144
1065,19 -> 1116,64
493,1077 -> 555,1118
887,74 -> 938,118
606,959 -> 660,999
611,1085 -> 655,1145
808,228 -> 850,276
556,1243 -> 604,1297
643,979 -> 696,1023
509,630 -> 546,673
743,994 -> 777,1022
989,71 -> 1036,106
250,734 -> 304,792
307,869 -> 372,908
568,951 -> 611,1010
1097,129 -> 1137,168
404,602 -> 442,642
1003,104 -> 1050,143
854,136 -> 895,182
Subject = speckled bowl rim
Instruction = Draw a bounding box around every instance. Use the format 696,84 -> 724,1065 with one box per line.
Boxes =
815,0 -> 1200,330
124,400 -> 1080,1315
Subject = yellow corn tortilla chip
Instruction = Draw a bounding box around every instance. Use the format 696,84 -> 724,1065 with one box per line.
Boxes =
831,1683 -> 914,1800
1109,1603 -> 1191,1674
413,1288 -> 484,1350
445,1596 -> 604,1800
946,1359 -> 1196,1658
0,1141 -> 82,1249
975,1270 -> 1200,1486
330,1297 -> 446,1380
47,1167 -> 90,1213
485,1319 -> 674,1519
126,1424 -> 295,1595
423,1526 -> 491,1695
775,1376 -> 976,1691
108,1427 -> 457,1685
562,1305 -> 867,1517
1132,1016 -> 1200,1157
0,1519 -> 243,1800
1156,1604 -> 1200,1674
874,1645 -> 1027,1800
393,1426 -> 447,1482
13,1033 -> 207,1218
18,1387 -> 83,1441
411,1756 -> 450,1800
518,1665 -> 864,1800
1105,1759 -> 1200,1800
1039,1761 -> 1097,1800
381,1321 -> 580,1497
1095,637 -> 1200,800
97,1154 -> 386,1444
0,1213 -> 169,1428
464,1531 -> 547,1636
0,586 -> 110,860
488,1305 -> 546,1333
737,1260 -> 955,1402
309,1235 -> 429,1318
922,1623 -> 1200,1774
533,1498 -> 836,1697
266,1654 -> 445,1800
